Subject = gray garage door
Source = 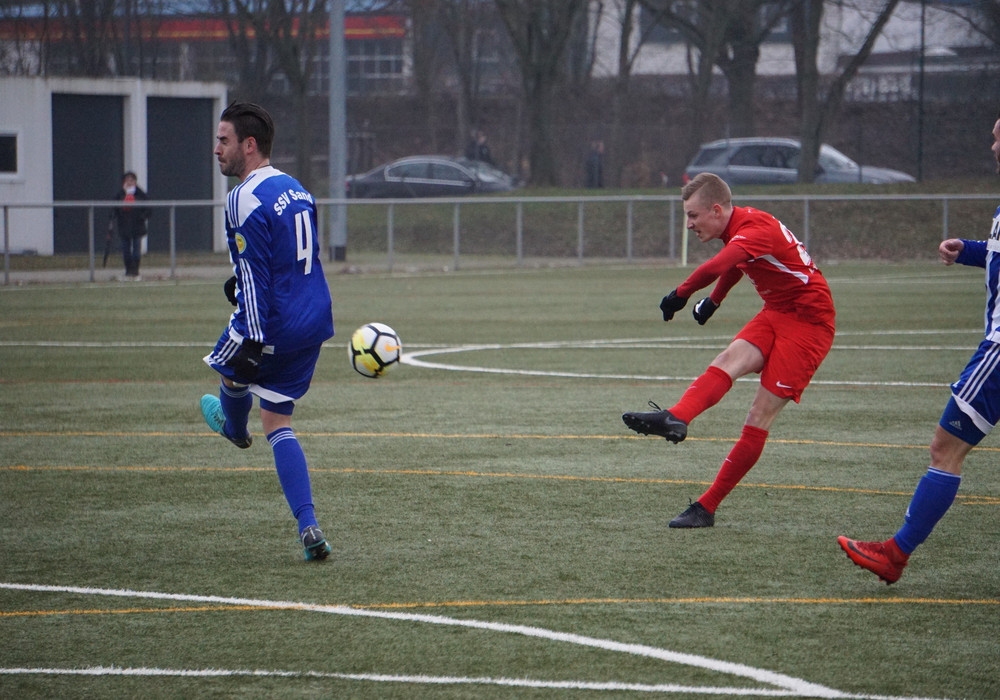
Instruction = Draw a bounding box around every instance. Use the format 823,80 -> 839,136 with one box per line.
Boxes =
147,97 -> 217,252
51,94 -> 123,254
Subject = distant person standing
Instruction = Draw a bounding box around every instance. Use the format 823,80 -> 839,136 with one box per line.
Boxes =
465,129 -> 494,166
201,102 -> 335,562
585,140 -> 605,188
107,171 -> 150,280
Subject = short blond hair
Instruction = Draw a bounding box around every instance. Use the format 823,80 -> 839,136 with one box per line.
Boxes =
681,172 -> 732,206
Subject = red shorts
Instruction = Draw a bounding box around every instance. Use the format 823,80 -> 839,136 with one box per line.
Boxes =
735,308 -> 834,402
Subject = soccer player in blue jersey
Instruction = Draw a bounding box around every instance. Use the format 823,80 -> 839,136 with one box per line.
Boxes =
838,111 -> 1000,584
200,102 -> 335,562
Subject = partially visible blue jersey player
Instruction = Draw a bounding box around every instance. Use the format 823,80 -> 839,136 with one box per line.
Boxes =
838,109 -> 1000,584
201,101 -> 334,562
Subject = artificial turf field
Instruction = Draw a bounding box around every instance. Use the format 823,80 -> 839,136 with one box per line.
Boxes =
1,260 -> 998,699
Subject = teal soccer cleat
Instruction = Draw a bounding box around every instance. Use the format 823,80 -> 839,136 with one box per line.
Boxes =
301,525 -> 331,561
200,394 -> 252,449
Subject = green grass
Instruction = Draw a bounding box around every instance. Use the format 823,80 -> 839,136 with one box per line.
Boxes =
2,262 -> 999,699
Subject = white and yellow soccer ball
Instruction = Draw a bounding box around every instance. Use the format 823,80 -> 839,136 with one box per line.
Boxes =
348,322 -> 402,378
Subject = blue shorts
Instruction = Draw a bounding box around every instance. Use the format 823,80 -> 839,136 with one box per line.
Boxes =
204,334 -> 323,412
939,339 -> 1000,445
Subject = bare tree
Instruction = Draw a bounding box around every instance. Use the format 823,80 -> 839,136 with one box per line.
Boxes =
715,1 -> 791,137
407,0 -> 451,153
0,1 -> 52,75
435,1 -> 516,157
214,0 -> 326,189
59,0 -> 119,76
264,0 -> 326,187
792,0 -> 901,183
638,1 -> 792,155
601,0 -> 670,186
938,0 -> 1000,47
493,0 -> 588,185
214,0 -> 277,100
0,1 -> 178,78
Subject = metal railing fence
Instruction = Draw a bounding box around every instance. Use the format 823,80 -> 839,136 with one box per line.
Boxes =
3,193 -> 996,285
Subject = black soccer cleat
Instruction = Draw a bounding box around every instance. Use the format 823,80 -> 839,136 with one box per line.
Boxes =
301,525 -> 331,562
669,501 -> 715,528
622,401 -> 688,443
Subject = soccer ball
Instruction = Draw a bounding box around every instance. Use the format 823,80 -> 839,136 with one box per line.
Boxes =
349,322 -> 402,378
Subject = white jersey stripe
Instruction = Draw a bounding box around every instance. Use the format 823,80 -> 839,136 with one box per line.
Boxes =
956,342 -> 1000,403
755,254 -> 811,285
237,257 -> 262,342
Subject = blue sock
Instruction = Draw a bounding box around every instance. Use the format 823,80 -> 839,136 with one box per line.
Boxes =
219,382 -> 252,440
893,467 -> 961,554
268,427 -> 318,533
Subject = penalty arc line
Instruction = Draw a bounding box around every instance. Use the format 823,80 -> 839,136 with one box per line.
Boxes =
400,349 -> 950,388
0,582 -> 944,700
0,667 -> 945,698
397,339 -> 962,387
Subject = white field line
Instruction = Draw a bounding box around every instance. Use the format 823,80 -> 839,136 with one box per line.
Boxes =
0,328 -> 980,350
399,340 -> 959,387
0,582 -> 946,700
0,667 -> 946,699
0,332 -> 977,387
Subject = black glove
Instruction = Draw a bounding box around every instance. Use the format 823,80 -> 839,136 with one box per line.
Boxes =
224,275 -> 238,306
230,339 -> 264,383
659,290 -> 688,322
692,297 -> 719,325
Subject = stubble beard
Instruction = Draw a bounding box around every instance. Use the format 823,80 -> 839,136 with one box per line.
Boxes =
220,153 -> 245,179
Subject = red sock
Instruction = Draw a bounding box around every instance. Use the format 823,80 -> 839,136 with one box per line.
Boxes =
698,424 -> 769,513
668,365 -> 733,424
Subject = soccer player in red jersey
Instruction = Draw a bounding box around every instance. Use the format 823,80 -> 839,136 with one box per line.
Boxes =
623,172 -> 836,528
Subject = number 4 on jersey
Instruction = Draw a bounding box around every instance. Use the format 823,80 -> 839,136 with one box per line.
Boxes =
295,211 -> 313,275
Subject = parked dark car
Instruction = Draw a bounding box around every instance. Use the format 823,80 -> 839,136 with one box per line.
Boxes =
346,155 -> 517,198
682,137 -> 915,186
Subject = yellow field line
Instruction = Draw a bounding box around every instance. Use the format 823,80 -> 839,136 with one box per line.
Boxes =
4,427 -> 1000,454
3,464 -> 998,504
3,596 -> 997,620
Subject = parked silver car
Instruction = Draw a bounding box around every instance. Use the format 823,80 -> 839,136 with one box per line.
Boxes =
683,137 -> 915,186
347,155 -> 517,198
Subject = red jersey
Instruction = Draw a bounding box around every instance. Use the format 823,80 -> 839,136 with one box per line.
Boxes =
677,206 -> 835,325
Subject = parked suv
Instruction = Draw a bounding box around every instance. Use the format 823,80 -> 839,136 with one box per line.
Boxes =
682,137 -> 915,186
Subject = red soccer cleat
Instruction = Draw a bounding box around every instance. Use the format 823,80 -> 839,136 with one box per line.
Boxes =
837,535 -> 909,584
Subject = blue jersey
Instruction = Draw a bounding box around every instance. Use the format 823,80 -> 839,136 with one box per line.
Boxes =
956,204 -> 1000,343
939,206 -> 1000,443
203,158 -> 330,534
223,166 -> 334,352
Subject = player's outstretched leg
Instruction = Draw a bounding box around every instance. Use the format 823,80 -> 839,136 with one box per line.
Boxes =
837,536 -> 909,584
200,394 -> 252,449
623,368 -> 733,442
622,401 -> 688,443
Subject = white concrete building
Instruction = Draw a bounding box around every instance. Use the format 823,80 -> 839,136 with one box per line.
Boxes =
0,77 -> 228,255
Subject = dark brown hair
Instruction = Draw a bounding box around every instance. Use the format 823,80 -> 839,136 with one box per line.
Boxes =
220,102 -> 275,158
